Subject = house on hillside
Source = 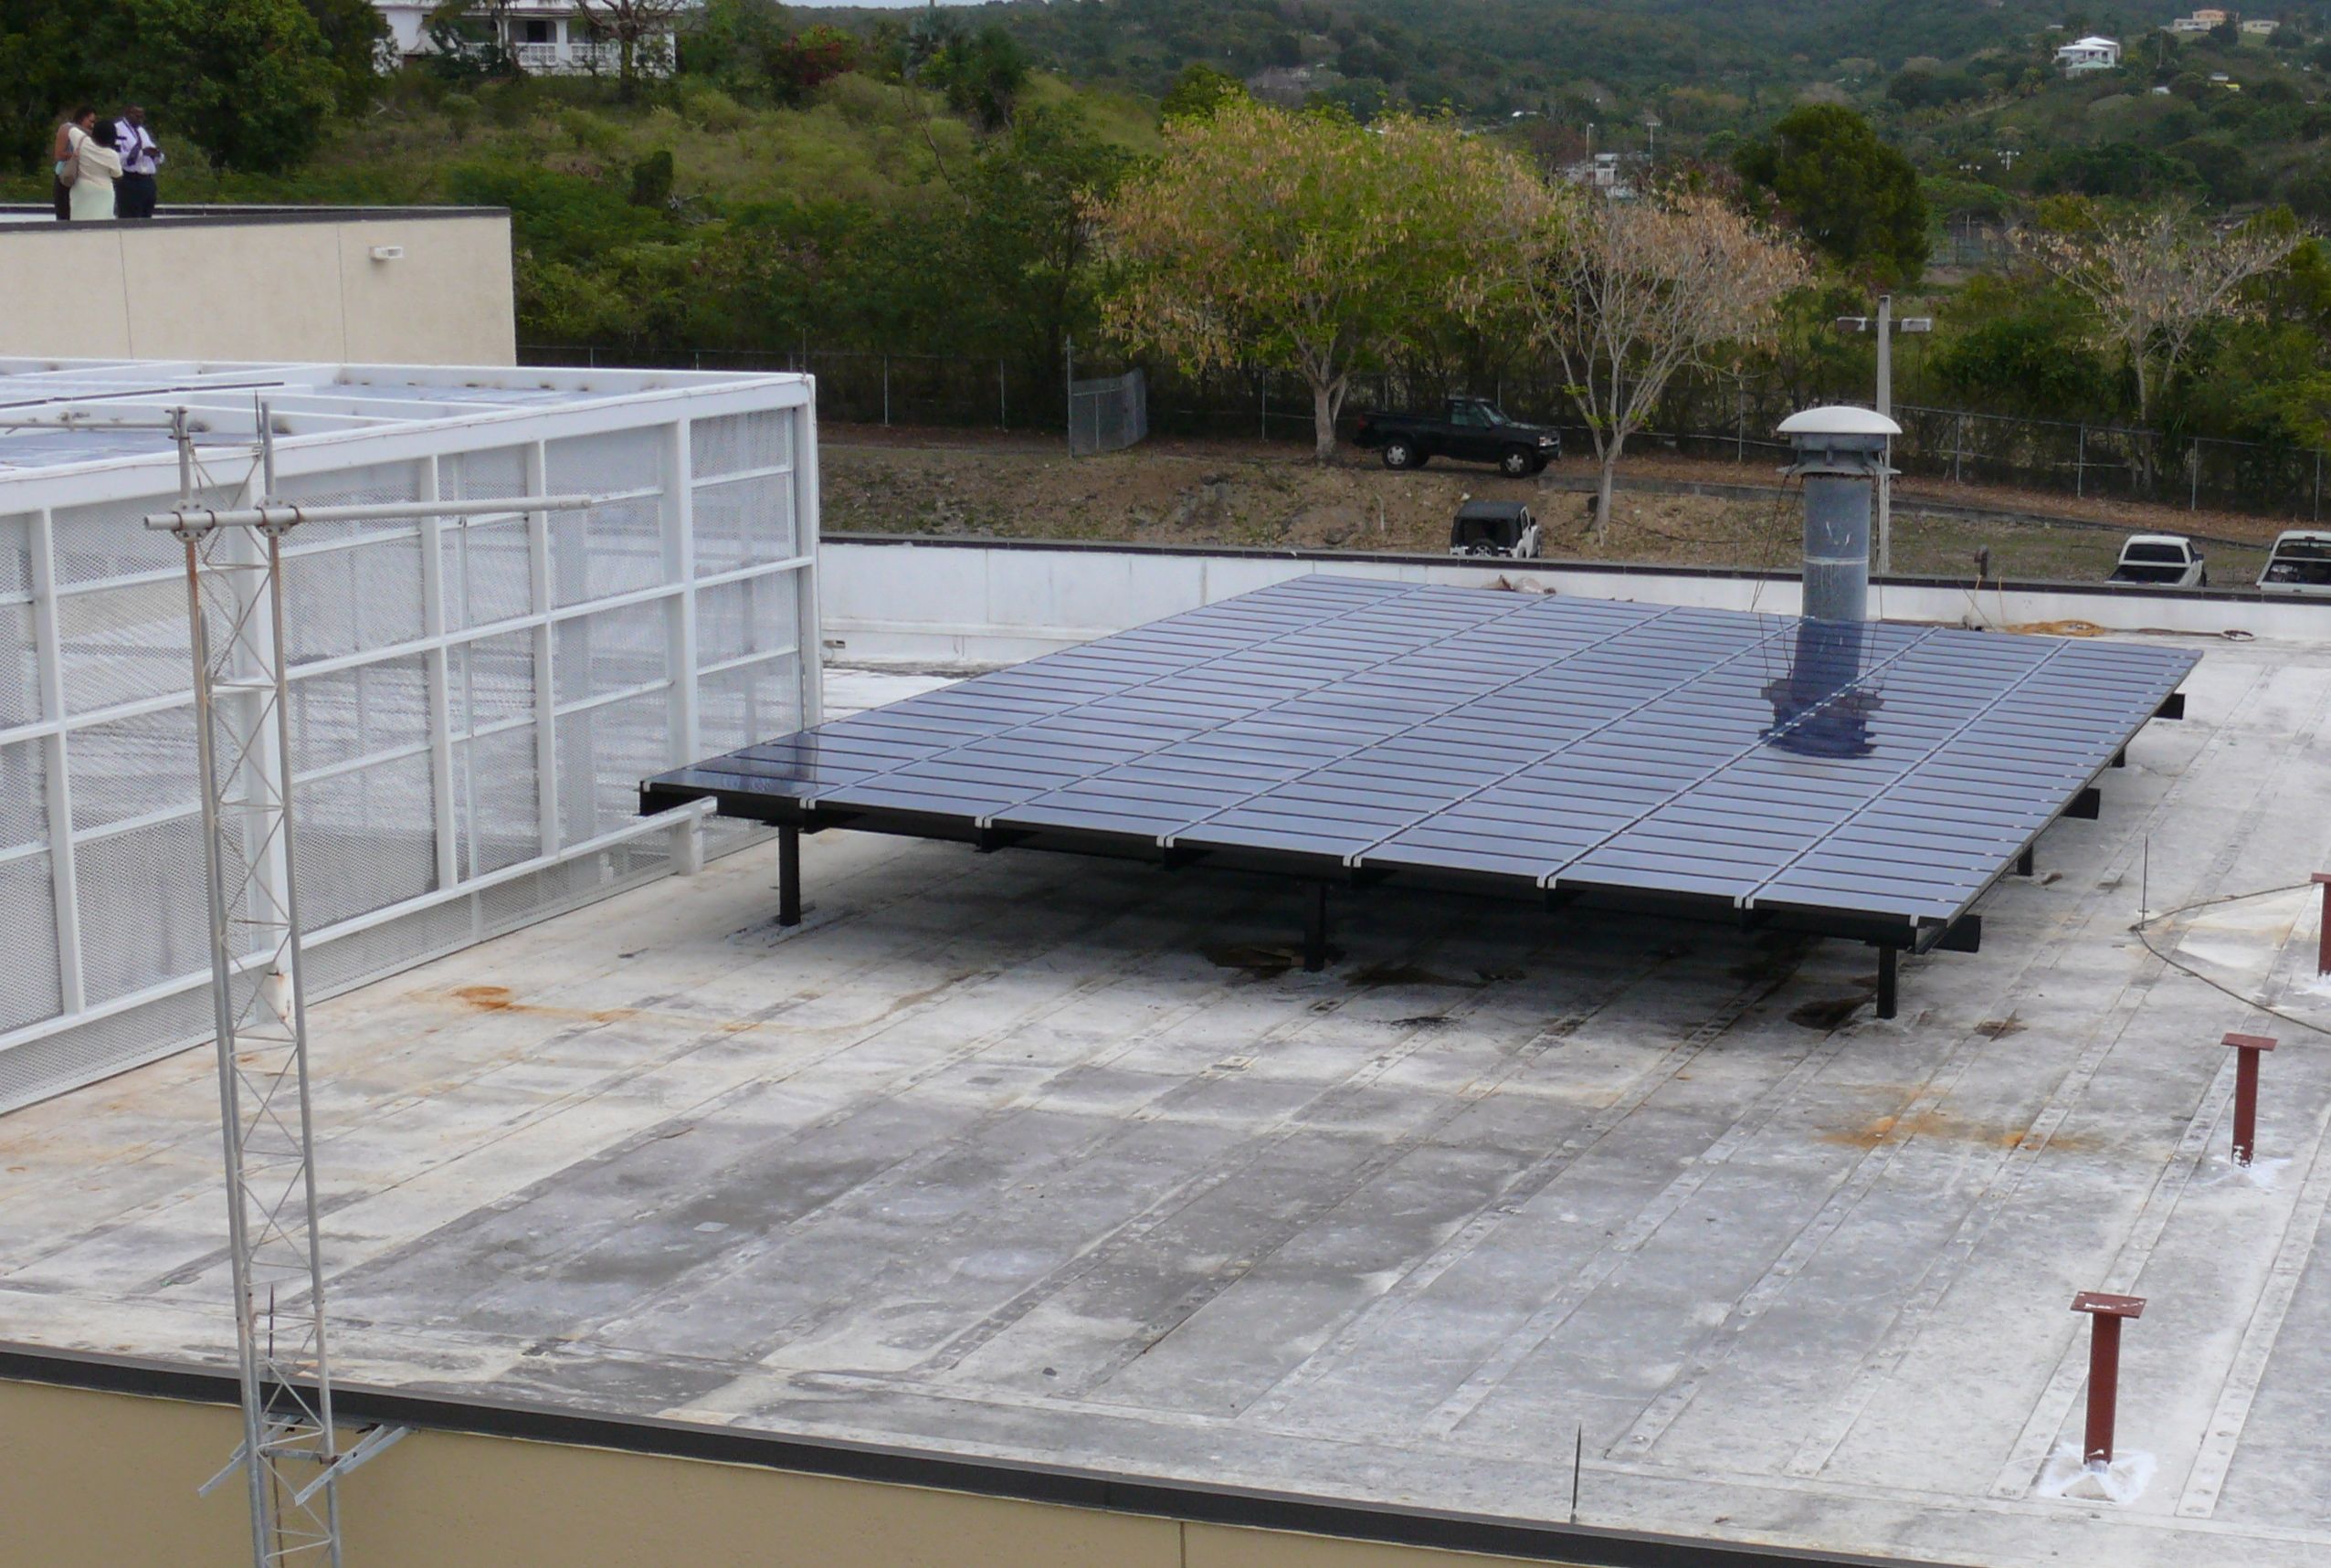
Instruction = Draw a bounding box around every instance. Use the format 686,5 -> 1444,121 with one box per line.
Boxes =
1559,152 -> 1643,200
2241,18 -> 2281,39
2054,35 -> 2122,73
373,0 -> 694,76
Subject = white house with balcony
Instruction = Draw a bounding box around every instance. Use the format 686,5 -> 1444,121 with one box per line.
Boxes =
373,0 -> 693,76
2054,35 -> 2122,73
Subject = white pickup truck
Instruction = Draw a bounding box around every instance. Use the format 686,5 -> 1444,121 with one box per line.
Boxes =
2258,530 -> 2331,595
2107,533 -> 2207,588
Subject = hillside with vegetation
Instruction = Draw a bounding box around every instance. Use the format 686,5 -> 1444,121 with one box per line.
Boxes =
14,0 -> 2331,514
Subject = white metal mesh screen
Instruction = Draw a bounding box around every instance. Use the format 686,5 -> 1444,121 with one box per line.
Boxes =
0,396 -> 815,1112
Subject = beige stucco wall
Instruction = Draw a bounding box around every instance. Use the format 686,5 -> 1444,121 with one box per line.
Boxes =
0,212 -> 515,365
0,1378 -> 1577,1568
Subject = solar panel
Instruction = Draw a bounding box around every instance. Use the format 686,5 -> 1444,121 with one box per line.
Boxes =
645,578 -> 2194,969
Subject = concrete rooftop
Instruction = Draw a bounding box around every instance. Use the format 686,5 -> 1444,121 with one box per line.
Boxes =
5,642 -> 2331,1566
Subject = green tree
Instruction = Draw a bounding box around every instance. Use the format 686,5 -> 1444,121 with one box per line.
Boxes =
1927,277 -> 2113,418
2030,142 -> 2203,201
678,0 -> 789,90
1092,101 -> 1531,459
132,0 -> 341,174
1735,105 -> 1929,287
919,23 -> 1028,132
1159,61 -> 1245,123
2167,135 -> 2256,205
0,1 -> 124,174
299,0 -> 389,110
425,0 -> 518,81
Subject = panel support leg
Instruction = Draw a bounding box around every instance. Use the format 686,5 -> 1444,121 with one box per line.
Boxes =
2016,845 -> 2034,877
1303,882 -> 1328,973
1875,945 -> 1898,1020
778,824 -> 802,927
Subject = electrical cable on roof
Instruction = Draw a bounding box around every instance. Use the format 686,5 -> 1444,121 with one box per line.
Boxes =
2131,882 -> 2331,1038
1745,472 -> 1798,622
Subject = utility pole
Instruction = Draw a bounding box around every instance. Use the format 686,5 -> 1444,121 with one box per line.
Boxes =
1833,294 -> 1931,575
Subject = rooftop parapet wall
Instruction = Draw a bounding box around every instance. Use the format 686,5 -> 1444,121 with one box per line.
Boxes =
0,207 -> 514,366
817,535 -> 2331,667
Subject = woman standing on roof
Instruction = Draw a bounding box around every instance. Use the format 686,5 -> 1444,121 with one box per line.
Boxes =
63,110 -> 122,223
50,110 -> 87,219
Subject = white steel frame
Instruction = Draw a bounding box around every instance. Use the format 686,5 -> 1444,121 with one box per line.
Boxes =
0,361 -> 822,1110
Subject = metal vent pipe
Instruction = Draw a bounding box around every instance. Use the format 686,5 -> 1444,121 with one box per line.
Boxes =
1778,405 -> 1900,624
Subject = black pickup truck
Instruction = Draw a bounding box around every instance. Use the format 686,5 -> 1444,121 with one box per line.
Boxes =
1351,397 -> 1562,477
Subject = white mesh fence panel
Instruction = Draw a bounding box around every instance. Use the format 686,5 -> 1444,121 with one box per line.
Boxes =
0,397 -> 815,1111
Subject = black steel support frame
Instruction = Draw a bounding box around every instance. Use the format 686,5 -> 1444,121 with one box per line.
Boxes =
645,784 -> 2002,1010
779,825 -> 802,928
646,694 -> 2181,1023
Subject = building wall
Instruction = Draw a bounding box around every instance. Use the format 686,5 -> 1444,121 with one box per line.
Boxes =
0,211 -> 515,365
0,1378 -> 1578,1568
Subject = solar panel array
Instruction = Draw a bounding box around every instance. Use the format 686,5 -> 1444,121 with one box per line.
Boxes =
645,577 -> 2196,935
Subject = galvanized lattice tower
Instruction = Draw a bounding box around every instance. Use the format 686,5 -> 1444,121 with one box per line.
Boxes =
157,412 -> 587,1566
168,475 -> 347,1567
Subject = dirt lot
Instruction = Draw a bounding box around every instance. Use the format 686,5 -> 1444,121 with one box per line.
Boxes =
821,425 -> 2293,585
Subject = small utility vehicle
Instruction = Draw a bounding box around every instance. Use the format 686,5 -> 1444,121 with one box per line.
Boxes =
1449,500 -> 1543,559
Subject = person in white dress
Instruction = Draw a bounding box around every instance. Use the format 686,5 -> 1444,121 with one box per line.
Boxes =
66,112 -> 121,223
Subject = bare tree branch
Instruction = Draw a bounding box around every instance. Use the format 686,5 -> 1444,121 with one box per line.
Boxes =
2026,202 -> 2305,433
1493,187 -> 1805,541
571,0 -> 682,99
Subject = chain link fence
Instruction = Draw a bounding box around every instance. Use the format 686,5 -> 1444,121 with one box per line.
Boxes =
1069,369 -> 1148,457
524,343 -> 2331,522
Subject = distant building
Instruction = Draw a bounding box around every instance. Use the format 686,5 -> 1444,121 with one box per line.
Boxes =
2054,35 -> 2123,72
374,1 -> 694,76
2167,8 -> 2230,32
1559,151 -> 1642,200
2241,18 -> 2281,37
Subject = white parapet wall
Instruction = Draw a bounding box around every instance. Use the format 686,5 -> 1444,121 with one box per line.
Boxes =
0,207 -> 519,366
0,359 -> 819,1110
818,536 -> 2331,663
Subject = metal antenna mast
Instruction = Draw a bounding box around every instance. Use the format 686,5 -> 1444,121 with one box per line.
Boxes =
164,405 -> 347,1566
150,410 -> 594,1566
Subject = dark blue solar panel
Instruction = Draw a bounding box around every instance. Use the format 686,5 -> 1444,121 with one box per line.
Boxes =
646,577 -> 2197,933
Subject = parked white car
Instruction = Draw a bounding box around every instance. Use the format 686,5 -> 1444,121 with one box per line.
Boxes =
2108,533 -> 2208,588
2258,530 -> 2331,595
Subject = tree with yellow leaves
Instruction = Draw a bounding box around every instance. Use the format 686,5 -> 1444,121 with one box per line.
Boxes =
1089,101 -> 1534,462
